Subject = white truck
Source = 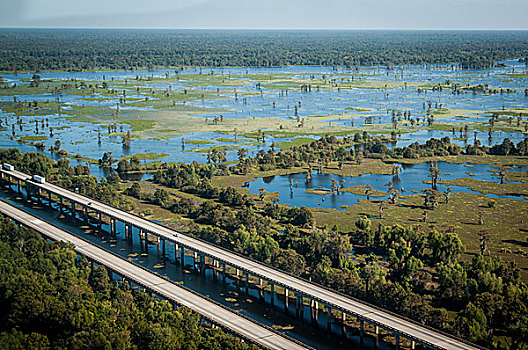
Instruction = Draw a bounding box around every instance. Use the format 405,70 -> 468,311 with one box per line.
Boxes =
32,175 -> 46,184
2,163 -> 14,171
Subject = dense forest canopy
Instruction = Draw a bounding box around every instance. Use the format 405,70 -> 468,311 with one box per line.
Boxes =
0,29 -> 527,71
0,216 -> 258,350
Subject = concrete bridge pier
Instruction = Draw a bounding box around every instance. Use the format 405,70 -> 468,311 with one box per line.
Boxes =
270,283 -> 275,306
48,191 -> 52,207
359,319 -> 365,347
311,300 -> 319,323
395,334 -> 400,350
284,288 -> 289,312
295,294 -> 301,318
212,260 -> 218,280
193,251 -> 198,271
97,212 -> 102,230
161,238 -> 166,260
200,255 -> 205,274
174,243 -> 179,263
341,312 -> 347,337
17,179 -> 21,194
139,229 -> 147,249
110,218 -> 115,236
112,219 -> 117,237
258,278 -> 264,300
59,196 -> 63,212
71,202 -> 76,218
327,306 -> 332,330
245,272 -> 249,294
222,263 -> 226,282
128,225 -> 134,243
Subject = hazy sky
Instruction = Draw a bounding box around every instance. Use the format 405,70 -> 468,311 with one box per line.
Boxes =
1,0 -> 527,30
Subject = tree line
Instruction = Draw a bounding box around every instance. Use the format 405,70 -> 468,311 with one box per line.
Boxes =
1,29 -> 527,72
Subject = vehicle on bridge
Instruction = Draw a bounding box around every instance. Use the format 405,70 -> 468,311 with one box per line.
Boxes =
2,163 -> 14,171
31,175 -> 46,184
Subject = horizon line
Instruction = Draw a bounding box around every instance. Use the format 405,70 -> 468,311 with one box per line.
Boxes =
1,27 -> 528,32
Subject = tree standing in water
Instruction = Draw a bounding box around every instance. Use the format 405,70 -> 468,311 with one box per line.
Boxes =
498,167 -> 506,184
365,184 -> 373,200
429,162 -> 441,190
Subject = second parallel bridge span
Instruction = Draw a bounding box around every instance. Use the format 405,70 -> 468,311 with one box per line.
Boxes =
1,168 -> 481,350
0,200 -> 308,350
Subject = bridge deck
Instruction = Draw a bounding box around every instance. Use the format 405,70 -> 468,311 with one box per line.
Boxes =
2,168 -> 480,350
0,199 -> 308,350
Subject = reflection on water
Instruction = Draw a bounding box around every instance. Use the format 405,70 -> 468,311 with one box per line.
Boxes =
1,60 -> 527,177
247,162 -> 527,210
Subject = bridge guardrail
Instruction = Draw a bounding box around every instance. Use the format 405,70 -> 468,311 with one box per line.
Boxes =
1,171 -> 486,350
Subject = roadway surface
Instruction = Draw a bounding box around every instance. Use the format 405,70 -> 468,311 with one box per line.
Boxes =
2,168 -> 480,350
0,199 -> 309,350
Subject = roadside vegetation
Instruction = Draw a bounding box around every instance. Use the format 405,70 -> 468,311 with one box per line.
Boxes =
0,214 -> 258,350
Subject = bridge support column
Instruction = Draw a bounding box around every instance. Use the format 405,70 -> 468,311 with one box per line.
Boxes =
270,283 -> 275,306
395,334 -> 400,350
161,239 -> 166,260
245,273 -> 249,294
180,246 -> 185,266
212,260 -> 218,280
359,319 -> 364,337
193,251 -> 198,271
375,326 -> 380,349
295,294 -> 300,318
284,288 -> 289,312
411,340 -> 415,350
327,306 -> 332,330
258,278 -> 263,300
139,229 -> 143,242
71,202 -> 75,218
222,263 -> 226,282
200,255 -> 205,274
341,312 -> 347,337
48,191 -> 52,207
97,212 -> 102,230
110,218 -> 115,235
83,206 -> 88,222
17,179 -> 21,194
174,243 -> 179,262
312,300 -> 319,322
112,219 -> 117,237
